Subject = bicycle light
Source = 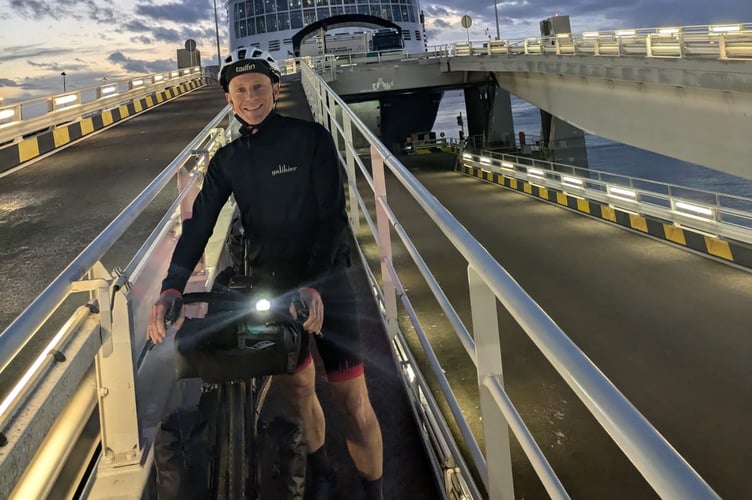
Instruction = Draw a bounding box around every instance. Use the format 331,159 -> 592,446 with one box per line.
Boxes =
254,298 -> 271,311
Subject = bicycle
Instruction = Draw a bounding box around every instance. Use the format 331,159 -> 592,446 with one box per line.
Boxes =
154,273 -> 309,500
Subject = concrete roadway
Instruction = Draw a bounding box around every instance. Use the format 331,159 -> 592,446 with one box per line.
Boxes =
371,153 -> 752,499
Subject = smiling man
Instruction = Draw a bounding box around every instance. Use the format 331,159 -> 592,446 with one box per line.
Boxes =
146,48 -> 384,499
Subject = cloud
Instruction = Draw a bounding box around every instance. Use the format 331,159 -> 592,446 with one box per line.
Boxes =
107,50 -> 175,74
134,0 -> 212,24
0,78 -> 18,87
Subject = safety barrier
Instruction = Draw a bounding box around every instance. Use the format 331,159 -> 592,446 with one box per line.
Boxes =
459,151 -> 752,270
0,67 -> 208,173
440,22 -> 752,60
301,59 -> 720,499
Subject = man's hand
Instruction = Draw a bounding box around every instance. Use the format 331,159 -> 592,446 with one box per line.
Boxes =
146,290 -> 184,344
298,287 -> 324,335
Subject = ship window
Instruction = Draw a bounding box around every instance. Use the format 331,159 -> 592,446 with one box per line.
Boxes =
316,7 -> 329,19
254,0 -> 265,14
303,8 -> 316,24
379,5 -> 390,20
239,19 -> 248,37
247,18 -> 256,35
331,5 -> 344,15
399,6 -> 409,22
357,0 -> 367,4
278,12 -> 290,30
276,0 -> 289,10
290,10 -> 303,28
289,0 -> 302,7
303,0 -> 315,7
409,6 -> 416,22
316,0 -> 329,5
266,13 -> 279,31
236,2 -> 245,18
344,5 -> 357,13
342,0 -> 355,4
269,40 -> 281,51
357,5 -> 369,14
256,16 -> 266,33
265,0 -> 277,13
390,5 -> 400,21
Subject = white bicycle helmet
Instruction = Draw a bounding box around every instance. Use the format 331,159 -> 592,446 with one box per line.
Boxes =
219,47 -> 281,91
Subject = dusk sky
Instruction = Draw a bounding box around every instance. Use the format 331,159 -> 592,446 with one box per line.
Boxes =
1,0 -> 750,102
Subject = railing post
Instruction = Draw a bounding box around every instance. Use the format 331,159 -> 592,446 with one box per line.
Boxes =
371,146 -> 398,335
468,265 -> 514,500
343,113 -> 360,233
94,267 -> 141,469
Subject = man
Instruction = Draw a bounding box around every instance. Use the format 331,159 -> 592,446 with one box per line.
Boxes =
146,48 -> 383,499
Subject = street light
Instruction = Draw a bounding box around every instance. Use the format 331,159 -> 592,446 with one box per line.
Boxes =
60,71 -> 67,92
493,0 -> 500,39
213,0 -> 222,65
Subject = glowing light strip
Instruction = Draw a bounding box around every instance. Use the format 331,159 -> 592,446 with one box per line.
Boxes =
528,168 -> 545,178
131,79 -> 144,87
582,32 -> 599,38
0,109 -> 15,120
658,27 -> 681,35
480,157 -> 491,165
710,25 -> 741,33
609,186 -> 637,198
675,201 -> 713,217
54,94 -> 78,105
501,162 -> 515,170
154,75 -> 164,82
562,176 -> 583,186
462,153 -> 472,160
100,85 -> 117,95
615,30 -> 636,36
170,71 -> 179,77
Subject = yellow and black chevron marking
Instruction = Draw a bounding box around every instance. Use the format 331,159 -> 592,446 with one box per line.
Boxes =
460,164 -> 752,270
0,78 -> 209,173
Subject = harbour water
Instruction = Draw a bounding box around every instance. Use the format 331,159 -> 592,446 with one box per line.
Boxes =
433,90 -> 752,201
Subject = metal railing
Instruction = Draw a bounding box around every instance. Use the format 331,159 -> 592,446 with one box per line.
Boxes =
0,66 -> 205,146
441,22 -> 752,60
462,149 -> 752,245
0,104 -> 233,499
301,58 -> 720,499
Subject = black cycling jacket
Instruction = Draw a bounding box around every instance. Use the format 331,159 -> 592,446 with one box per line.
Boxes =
161,112 -> 348,293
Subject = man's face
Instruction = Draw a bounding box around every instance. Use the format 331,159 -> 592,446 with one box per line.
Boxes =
225,72 -> 280,126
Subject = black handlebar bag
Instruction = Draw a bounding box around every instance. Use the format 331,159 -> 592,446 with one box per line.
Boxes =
173,307 -> 304,383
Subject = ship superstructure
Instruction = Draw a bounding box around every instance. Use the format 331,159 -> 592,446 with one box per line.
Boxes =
224,0 -> 426,60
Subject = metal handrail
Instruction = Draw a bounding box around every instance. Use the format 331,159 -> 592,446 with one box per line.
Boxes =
301,59 -> 720,499
0,66 -> 205,144
0,107 -> 231,376
463,151 -> 752,244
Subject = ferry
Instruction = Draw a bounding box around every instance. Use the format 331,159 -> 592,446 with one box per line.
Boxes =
223,0 -> 443,152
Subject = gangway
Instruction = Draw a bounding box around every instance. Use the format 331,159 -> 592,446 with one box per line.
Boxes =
0,61 -> 724,500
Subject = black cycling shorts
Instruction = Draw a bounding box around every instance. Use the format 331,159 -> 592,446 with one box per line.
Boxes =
295,267 -> 363,381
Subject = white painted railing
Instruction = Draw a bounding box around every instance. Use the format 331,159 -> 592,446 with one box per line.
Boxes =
0,66 -> 205,145
301,58 -> 720,499
440,22 -> 752,60
463,150 -> 752,245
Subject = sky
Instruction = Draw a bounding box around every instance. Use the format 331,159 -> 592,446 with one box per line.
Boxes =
0,0 -> 750,103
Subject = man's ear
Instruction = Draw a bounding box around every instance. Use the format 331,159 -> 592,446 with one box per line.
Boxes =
225,92 -> 233,105
273,83 -> 280,101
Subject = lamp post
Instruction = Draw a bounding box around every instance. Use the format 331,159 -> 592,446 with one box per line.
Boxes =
213,0 -> 222,65
61,71 -> 67,92
493,0 -> 500,39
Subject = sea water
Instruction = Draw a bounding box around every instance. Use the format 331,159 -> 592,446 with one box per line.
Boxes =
433,90 -> 752,202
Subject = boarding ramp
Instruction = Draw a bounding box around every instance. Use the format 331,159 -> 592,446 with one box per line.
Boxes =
0,63 -> 723,500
